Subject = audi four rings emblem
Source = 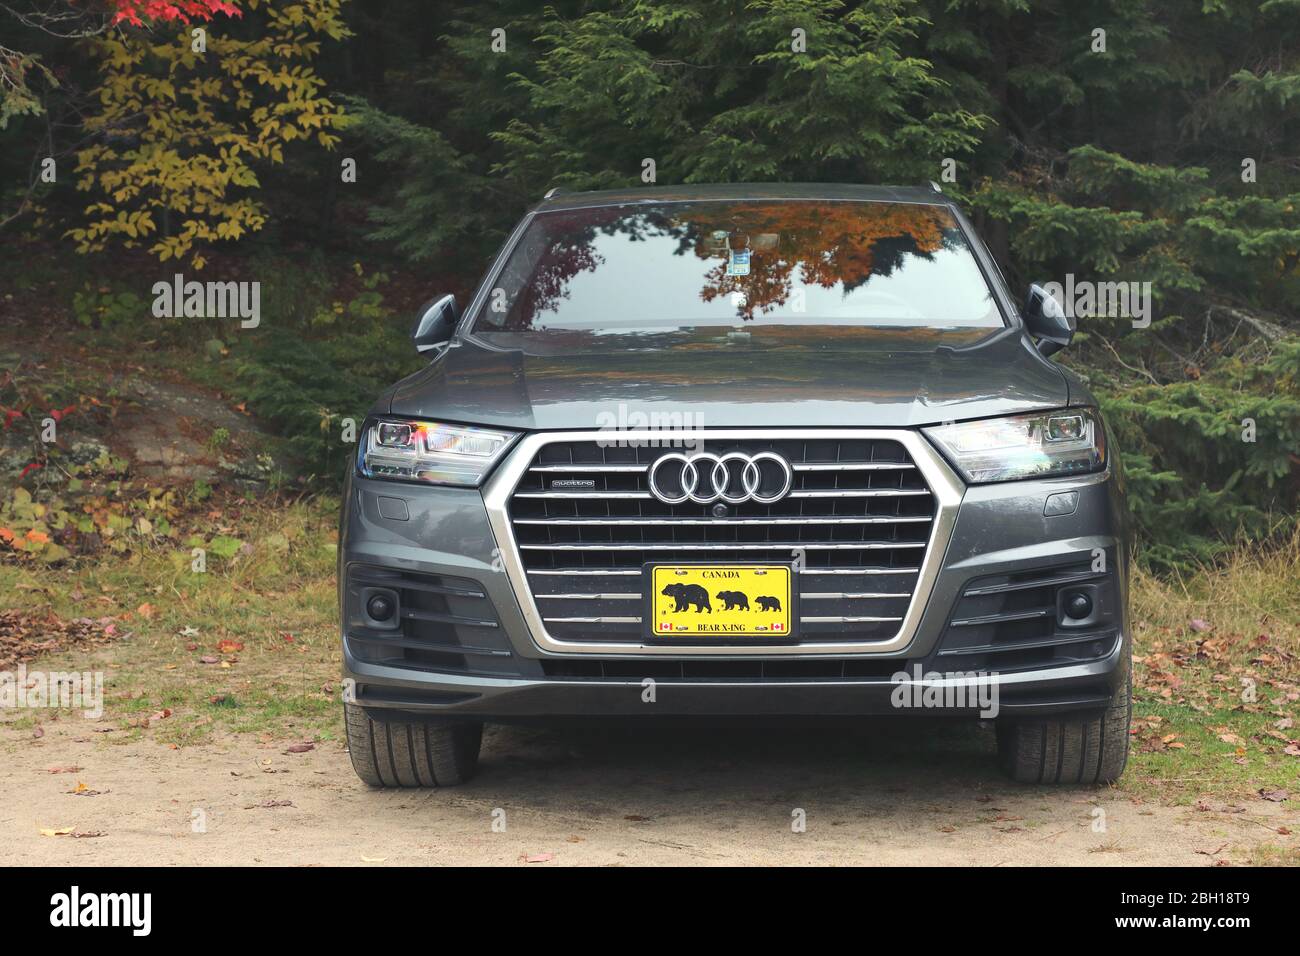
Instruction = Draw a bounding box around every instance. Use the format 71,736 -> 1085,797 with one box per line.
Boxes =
647,451 -> 794,505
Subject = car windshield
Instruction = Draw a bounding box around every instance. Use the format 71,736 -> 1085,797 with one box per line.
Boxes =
470,199 -> 1003,337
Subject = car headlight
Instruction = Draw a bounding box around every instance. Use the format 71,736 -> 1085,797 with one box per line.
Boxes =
923,409 -> 1106,483
358,419 -> 518,486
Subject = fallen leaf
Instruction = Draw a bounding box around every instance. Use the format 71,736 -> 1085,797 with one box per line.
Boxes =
43,766 -> 81,774
32,725 -> 44,739
1258,789 -> 1289,802
216,639 -> 244,653
522,852 -> 554,863
1189,619 -> 1212,633
39,826 -> 74,837
283,743 -> 314,754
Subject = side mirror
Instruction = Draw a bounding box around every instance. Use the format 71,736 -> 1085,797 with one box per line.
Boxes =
412,294 -> 458,354
1023,283 -> 1074,356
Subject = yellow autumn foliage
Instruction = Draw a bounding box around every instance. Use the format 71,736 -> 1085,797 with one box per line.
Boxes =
66,0 -> 351,268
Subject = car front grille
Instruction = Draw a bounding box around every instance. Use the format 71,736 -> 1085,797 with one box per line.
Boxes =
505,435 -> 938,648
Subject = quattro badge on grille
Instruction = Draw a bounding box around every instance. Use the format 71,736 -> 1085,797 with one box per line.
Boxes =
647,451 -> 793,505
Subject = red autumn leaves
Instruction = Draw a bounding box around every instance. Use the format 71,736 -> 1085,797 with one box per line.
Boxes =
108,1 -> 242,29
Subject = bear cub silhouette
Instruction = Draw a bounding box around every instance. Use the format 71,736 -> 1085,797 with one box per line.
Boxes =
715,590 -> 750,611
755,595 -> 782,612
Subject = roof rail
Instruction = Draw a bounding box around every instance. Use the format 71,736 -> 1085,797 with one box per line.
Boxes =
927,181 -> 943,194
543,187 -> 565,200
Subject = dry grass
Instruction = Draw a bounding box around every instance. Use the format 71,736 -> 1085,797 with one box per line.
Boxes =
1126,530 -> 1299,802
0,495 -> 341,746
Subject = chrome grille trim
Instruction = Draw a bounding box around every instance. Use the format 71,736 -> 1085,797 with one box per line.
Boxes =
809,567 -> 921,576
802,616 -> 904,624
513,488 -> 931,500
793,462 -> 915,471
541,615 -> 907,625
529,464 -> 648,473
481,429 -> 965,656
514,491 -> 653,500
543,616 -> 641,624
544,592 -> 641,600
514,516 -> 932,526
518,541 -> 927,551
526,566 -> 922,576
802,592 -> 911,599
528,569 -> 642,576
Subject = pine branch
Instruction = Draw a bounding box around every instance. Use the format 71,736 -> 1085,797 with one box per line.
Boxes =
1207,304 -> 1291,343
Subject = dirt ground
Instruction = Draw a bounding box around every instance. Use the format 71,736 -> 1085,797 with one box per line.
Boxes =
3,717 -> 1294,866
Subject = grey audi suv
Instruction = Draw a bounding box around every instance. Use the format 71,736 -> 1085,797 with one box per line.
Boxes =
339,183 -> 1131,788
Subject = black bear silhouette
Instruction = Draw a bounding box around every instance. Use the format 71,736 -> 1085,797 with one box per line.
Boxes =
715,590 -> 750,611
661,582 -> 711,612
755,595 -> 782,612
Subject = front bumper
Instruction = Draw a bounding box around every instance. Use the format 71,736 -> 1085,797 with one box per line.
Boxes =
340,438 -> 1131,719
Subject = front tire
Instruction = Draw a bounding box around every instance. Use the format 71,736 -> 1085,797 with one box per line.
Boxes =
344,703 -> 482,787
995,677 -> 1130,785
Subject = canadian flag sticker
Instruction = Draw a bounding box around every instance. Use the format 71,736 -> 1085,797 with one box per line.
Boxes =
773,622 -> 784,631
659,622 -> 671,631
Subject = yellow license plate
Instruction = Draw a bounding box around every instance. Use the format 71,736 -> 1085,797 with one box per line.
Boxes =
649,565 -> 794,638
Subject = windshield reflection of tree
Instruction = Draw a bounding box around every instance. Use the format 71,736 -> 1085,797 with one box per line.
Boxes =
504,203 -> 959,329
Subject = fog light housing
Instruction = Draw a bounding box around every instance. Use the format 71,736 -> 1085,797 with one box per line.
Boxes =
1063,591 -> 1093,620
1057,584 -> 1102,629
367,594 -> 395,621
360,587 -> 401,629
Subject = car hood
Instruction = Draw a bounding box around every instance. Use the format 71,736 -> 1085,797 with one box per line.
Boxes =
383,326 -> 1070,430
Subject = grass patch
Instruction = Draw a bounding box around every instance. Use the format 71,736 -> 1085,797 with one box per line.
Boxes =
0,494 -> 342,746
1125,533 -> 1300,802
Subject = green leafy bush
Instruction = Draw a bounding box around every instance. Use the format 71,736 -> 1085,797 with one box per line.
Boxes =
226,262 -> 421,480
72,283 -> 147,330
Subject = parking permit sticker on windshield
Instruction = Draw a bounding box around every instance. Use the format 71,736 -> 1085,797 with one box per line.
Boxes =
727,248 -> 751,276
